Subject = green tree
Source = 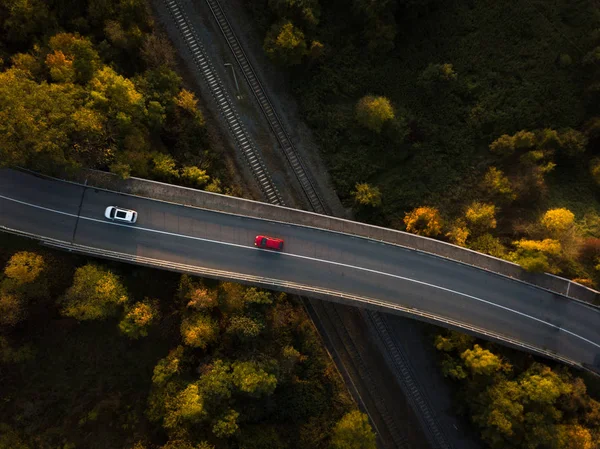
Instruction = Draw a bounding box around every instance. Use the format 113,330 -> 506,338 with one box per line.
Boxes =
331,410 -> 377,449
212,409 -> 239,438
404,206 -> 444,237
0,0 -> 51,46
590,158 -> 600,185
264,21 -> 308,66
119,299 -> 160,339
49,33 -> 100,84
198,360 -> 233,400
180,313 -> 218,349
418,63 -> 457,92
469,234 -> 506,258
352,183 -> 382,207
60,264 -> 128,320
243,287 -> 273,305
231,361 -> 277,397
226,315 -> 263,340
3,251 -> 44,285
355,95 -> 394,133
164,383 -> 206,429
153,346 -> 185,385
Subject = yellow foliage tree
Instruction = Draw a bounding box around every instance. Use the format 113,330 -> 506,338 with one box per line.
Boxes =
482,167 -> 516,201
180,313 -> 218,349
264,21 -> 308,66
465,202 -> 497,232
404,206 -> 443,237
331,410 -> 377,449
460,344 -> 504,376
541,208 -> 575,234
353,183 -> 382,207
4,251 -> 44,285
446,219 -> 470,246
355,95 -> 395,133
119,299 -> 160,339
514,238 -> 562,256
489,134 -> 515,156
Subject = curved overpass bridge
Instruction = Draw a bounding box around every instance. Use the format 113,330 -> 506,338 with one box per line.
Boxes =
1,169 -> 599,371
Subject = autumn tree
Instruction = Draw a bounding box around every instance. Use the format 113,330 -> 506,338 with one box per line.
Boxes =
446,219 -> 470,246
231,361 -> 277,397
164,383 -> 206,430
355,95 -> 394,133
513,130 -> 536,149
226,315 -> 263,341
352,183 -> 382,207
180,313 -> 218,349
541,208 -> 575,235
3,251 -> 44,285
0,68 -> 83,168
181,166 -> 209,188
60,264 -> 128,320
465,202 -> 497,233
418,63 -> 457,93
404,206 -> 443,237
331,410 -> 377,449
489,134 -> 515,156
0,291 -> 24,328
264,21 -> 308,66
460,345 -> 505,376
119,299 -> 160,339
482,167 -> 516,202
153,346 -> 185,385
49,33 -> 100,84
211,409 -> 240,438
559,129 -> 588,156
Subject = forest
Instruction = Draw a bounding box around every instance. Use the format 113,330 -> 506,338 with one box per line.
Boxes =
0,0 -> 374,448
247,0 -> 600,447
0,236 -> 373,448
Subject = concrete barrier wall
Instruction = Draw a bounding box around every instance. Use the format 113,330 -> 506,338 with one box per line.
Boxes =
35,168 -> 600,306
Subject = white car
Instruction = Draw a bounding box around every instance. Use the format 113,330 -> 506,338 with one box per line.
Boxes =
104,206 -> 138,223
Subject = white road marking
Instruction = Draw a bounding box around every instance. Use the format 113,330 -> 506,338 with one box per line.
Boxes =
1,193 -> 599,350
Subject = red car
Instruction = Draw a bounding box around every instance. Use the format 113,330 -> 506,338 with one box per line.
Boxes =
254,235 -> 284,251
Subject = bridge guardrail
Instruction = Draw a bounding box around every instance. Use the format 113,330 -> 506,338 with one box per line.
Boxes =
0,223 -> 591,375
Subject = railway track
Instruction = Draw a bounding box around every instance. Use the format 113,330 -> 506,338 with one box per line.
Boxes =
161,0 -> 450,446
162,0 -> 284,205
204,0 -> 329,215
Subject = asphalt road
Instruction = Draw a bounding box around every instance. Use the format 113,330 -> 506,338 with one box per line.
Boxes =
1,169 -> 599,368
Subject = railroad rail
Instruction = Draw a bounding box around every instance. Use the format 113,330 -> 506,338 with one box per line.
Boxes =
204,0 -> 329,215
162,0 -> 284,205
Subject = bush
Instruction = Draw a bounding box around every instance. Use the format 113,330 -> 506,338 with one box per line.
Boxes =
468,234 -> 505,258
482,167 -> 516,201
404,206 -> 443,237
331,410 -> 376,449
